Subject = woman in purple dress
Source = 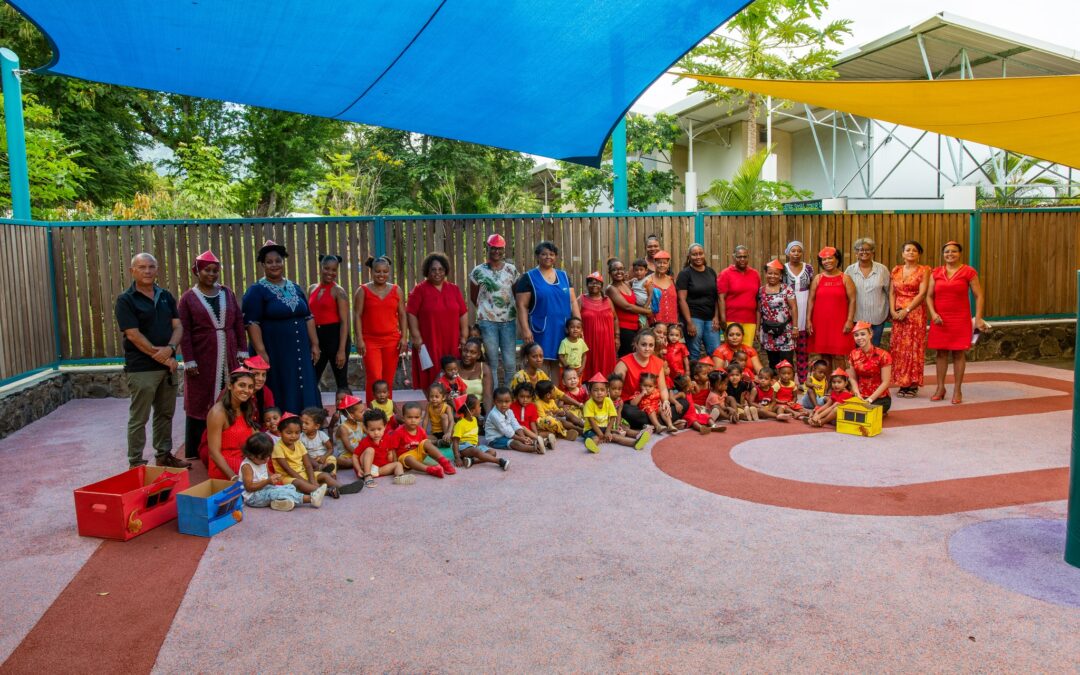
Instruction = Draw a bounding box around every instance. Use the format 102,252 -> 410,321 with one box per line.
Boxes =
178,250 -> 247,459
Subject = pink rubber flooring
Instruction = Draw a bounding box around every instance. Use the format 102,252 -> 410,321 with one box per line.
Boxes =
0,361 -> 1076,672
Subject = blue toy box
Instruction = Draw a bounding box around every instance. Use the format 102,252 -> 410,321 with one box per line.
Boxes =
176,479 -> 244,537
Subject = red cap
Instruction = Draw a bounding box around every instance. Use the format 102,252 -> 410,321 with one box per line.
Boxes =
337,394 -> 363,410
853,321 -> 872,333
698,356 -> 713,364
191,249 -> 221,274
653,250 -> 671,260
243,354 -> 271,370
586,372 -> 608,384
586,271 -> 604,283
831,368 -> 848,378
279,412 -> 298,421
774,360 -> 793,370
486,233 -> 506,248
230,366 -> 251,376
454,395 -> 469,410
766,258 -> 784,270
818,246 -> 837,259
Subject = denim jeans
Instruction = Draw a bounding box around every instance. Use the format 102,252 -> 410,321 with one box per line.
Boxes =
871,322 -> 886,347
244,484 -> 304,507
478,319 -> 517,390
686,318 -> 721,361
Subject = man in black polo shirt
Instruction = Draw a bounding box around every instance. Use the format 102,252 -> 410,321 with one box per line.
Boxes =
114,253 -> 190,469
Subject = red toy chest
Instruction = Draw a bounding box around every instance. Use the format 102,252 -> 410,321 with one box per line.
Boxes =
73,466 -> 190,541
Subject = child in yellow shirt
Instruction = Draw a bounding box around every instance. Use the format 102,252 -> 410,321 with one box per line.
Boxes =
451,395 -> 508,470
582,373 -> 648,453
272,414 -> 341,499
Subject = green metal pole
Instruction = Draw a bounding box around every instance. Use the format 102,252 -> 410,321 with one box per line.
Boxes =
694,211 -> 705,244
1,48 -> 31,220
1065,270 -> 1080,567
968,210 -> 981,274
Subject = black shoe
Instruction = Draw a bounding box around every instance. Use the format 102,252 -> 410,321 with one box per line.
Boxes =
338,481 -> 365,495
157,454 -> 191,469
499,458 -> 510,471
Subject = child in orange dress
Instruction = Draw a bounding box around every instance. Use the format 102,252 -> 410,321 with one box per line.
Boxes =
665,324 -> 691,379
707,369 -> 739,424
808,368 -> 855,427
632,373 -> 677,433
773,360 -> 809,420
750,368 -> 792,422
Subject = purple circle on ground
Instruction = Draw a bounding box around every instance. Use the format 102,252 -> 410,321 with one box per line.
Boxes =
948,518 -> 1080,608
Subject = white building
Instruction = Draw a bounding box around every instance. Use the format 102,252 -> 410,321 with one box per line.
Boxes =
663,13 -> 1080,211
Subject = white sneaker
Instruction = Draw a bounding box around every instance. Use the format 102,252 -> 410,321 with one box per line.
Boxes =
310,484 -> 328,508
270,499 -> 294,512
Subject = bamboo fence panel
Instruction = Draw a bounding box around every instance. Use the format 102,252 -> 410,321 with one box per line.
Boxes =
0,224 -> 56,379
980,210 -> 1079,317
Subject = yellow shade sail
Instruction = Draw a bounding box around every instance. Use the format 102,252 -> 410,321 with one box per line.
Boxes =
675,73 -> 1080,169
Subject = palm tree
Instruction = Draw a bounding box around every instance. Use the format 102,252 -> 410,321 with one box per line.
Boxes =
700,146 -> 812,211
975,152 -> 1061,207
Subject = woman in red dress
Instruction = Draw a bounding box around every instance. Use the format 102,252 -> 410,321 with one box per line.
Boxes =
203,369 -> 257,480
926,241 -> 988,404
612,330 -> 687,429
354,255 -> 408,404
579,271 -> 617,381
406,252 -> 469,394
644,250 -> 678,324
806,246 -> 856,371
888,241 -> 931,397
606,258 -> 651,356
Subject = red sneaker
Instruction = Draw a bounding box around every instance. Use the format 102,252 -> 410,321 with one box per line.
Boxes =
425,465 -> 445,479
437,457 -> 457,475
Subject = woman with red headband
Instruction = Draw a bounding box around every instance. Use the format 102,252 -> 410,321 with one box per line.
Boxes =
848,321 -> 893,414
806,246 -> 856,371
178,250 -> 247,459
578,270 -> 617,381
757,258 -> 799,370
926,240 -> 988,404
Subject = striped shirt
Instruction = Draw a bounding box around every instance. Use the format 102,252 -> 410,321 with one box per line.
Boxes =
844,261 -> 891,325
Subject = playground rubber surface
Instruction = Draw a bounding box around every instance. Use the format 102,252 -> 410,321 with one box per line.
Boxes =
0,360 -> 1076,672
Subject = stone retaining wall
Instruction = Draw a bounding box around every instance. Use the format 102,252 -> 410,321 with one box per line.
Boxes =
0,319 -> 1074,439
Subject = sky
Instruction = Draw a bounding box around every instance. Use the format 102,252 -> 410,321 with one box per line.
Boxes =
631,0 -> 1080,114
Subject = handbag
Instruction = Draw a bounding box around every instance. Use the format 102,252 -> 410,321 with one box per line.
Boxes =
761,318 -> 788,337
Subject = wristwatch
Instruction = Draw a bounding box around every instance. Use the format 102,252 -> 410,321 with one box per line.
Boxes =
168,343 -> 178,356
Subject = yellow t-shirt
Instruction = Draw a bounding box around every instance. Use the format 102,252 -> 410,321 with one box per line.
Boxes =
535,396 -> 561,418
583,397 -> 617,432
452,416 -> 479,446
428,402 -> 448,434
371,399 -> 395,419
806,374 -> 827,398
558,338 -> 589,369
272,439 -> 308,478
510,368 -> 549,391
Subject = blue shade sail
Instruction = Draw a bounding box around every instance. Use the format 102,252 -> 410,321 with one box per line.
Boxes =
10,0 -> 747,165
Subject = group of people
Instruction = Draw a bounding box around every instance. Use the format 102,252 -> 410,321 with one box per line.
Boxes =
115,232 -> 987,505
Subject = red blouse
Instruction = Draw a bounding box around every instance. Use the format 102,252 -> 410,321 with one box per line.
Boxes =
617,353 -> 666,401
848,346 -> 893,399
308,283 -> 341,326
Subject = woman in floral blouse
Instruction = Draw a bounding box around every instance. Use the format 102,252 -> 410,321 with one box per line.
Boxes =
758,259 -> 799,370
469,233 -> 519,389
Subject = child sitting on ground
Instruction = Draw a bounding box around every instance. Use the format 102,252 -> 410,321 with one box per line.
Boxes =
273,414 -> 341,499
436,356 -> 468,399
631,373 -> 679,433
707,369 -> 739,425
558,317 -> 589,374
423,382 -> 453,448
733,350 -> 755,381
605,374 -> 636,442
689,361 -> 712,410
300,406 -> 338,475
535,380 -> 583,440
395,401 -> 457,478
675,373 -> 721,434
808,368 -> 855,427
560,367 -> 590,414
262,406 -> 282,443
510,342 -> 549,390
751,368 -> 793,422
348,407 -> 413,488
239,432 -> 320,510
368,379 -> 400,429
511,382 -> 556,452
453,394 -> 508,470
665,324 -> 690,379
333,394 -> 365,470
727,365 -> 756,421
583,374 -> 649,453
773,360 -> 809,420
652,323 -> 669,375
801,359 -> 830,410
327,388 -> 351,440
485,386 -> 544,454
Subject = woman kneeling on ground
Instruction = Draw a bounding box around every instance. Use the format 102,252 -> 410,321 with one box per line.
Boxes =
613,329 -> 687,430
847,321 -> 893,415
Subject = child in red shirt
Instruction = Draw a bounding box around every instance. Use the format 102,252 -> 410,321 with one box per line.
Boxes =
665,324 -> 691,378
394,401 -> 456,478
807,369 -> 854,428
511,382 -> 555,451
342,408 -> 413,491
436,356 -> 468,399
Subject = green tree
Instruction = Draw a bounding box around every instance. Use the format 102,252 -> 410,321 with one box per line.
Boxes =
700,146 -> 812,211
236,107 -> 344,216
0,93 -> 90,216
678,0 -> 851,157
974,152 -> 1061,208
172,136 -> 237,217
557,112 -> 683,212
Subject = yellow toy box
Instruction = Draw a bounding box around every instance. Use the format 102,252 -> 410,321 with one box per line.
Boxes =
836,396 -> 883,437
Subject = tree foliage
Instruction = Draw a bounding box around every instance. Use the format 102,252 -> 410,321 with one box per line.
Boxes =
557,112 -> 683,212
678,0 -> 850,156
974,152 -> 1063,208
700,146 -> 812,211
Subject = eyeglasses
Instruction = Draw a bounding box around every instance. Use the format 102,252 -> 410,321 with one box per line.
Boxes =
733,255 -> 749,260
857,248 -> 873,253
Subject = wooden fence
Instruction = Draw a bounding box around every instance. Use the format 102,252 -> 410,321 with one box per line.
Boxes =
0,209 -> 1076,373
0,223 -> 57,381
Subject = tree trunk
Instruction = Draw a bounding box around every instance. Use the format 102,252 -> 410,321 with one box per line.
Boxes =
745,93 -> 759,158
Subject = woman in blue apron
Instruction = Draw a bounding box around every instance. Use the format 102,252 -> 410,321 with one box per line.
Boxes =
514,241 -> 580,377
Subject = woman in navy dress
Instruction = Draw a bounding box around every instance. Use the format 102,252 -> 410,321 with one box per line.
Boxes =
242,240 -> 321,414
